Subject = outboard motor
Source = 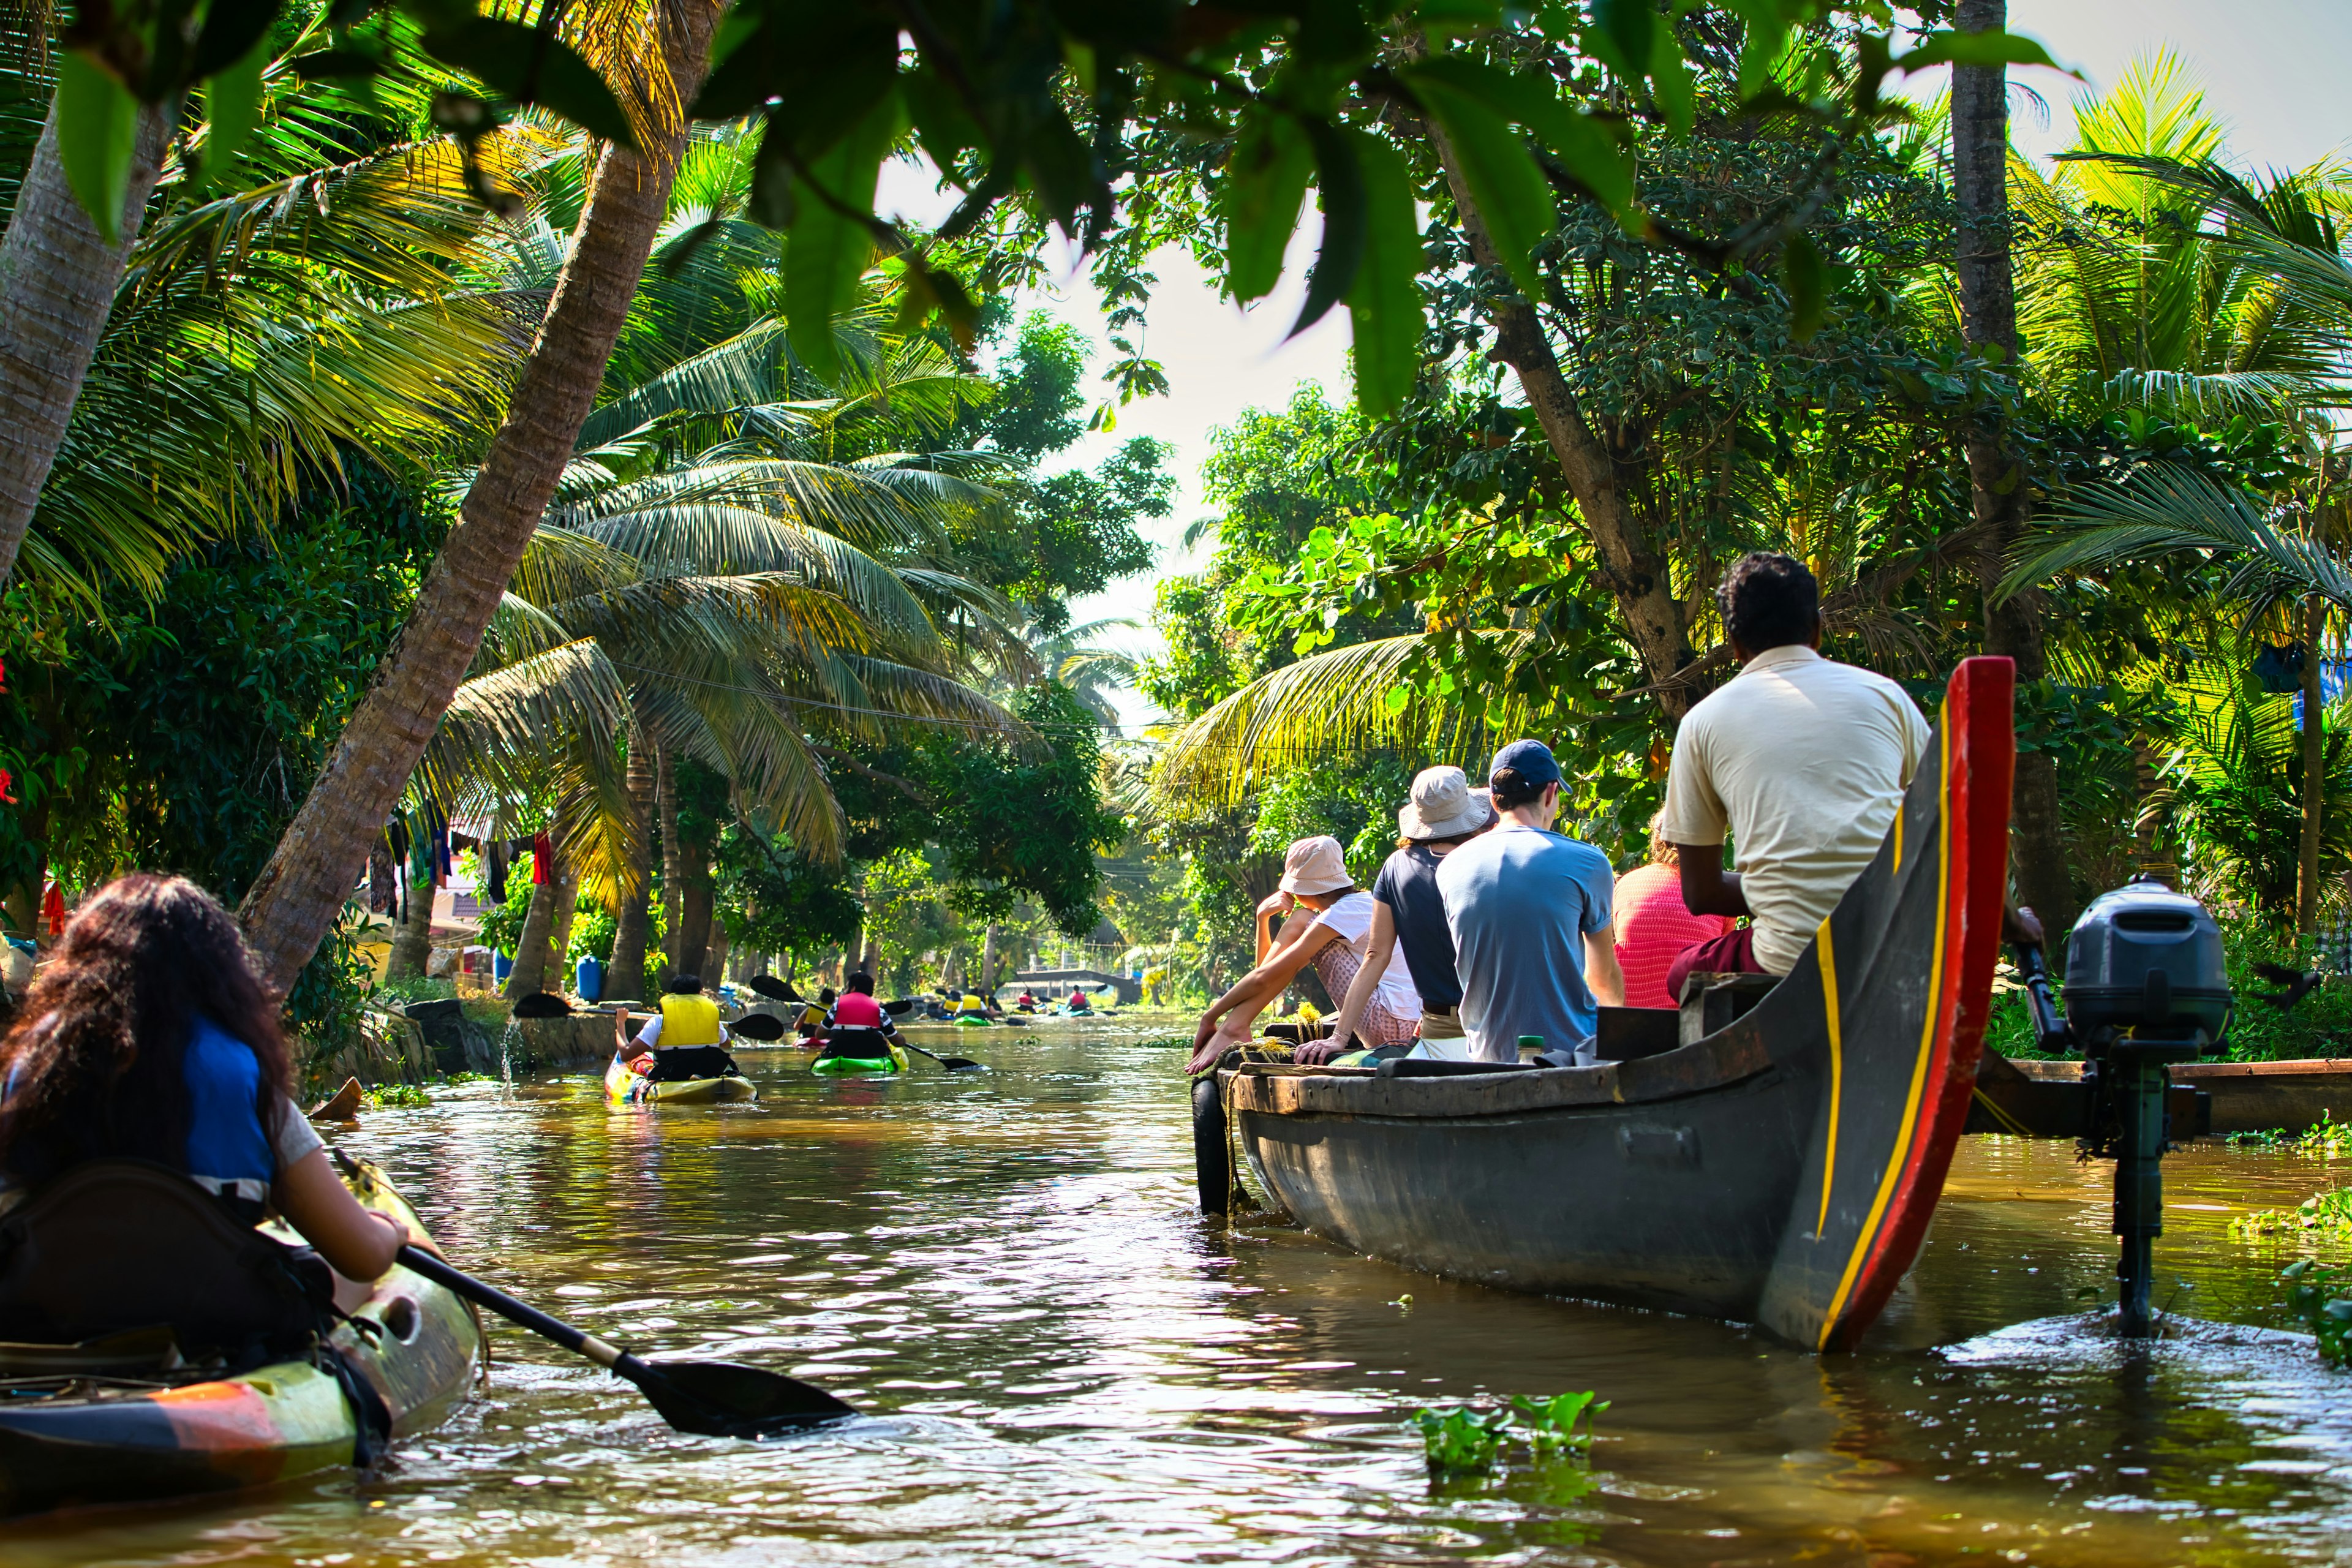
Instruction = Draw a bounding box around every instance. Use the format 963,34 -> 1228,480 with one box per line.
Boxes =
2015,880 -> 2233,1336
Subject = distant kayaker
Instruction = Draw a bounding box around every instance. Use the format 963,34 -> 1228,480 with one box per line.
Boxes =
956,989 -> 988,1018
795,986 -> 835,1039
617,973 -> 742,1082
818,973 -> 906,1066
0,875 -> 429,1284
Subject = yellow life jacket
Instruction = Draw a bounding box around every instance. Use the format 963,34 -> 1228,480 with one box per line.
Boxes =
957,992 -> 986,1013
658,992 -> 722,1047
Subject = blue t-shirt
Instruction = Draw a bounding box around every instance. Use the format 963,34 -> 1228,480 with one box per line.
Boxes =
1436,823 -> 1616,1063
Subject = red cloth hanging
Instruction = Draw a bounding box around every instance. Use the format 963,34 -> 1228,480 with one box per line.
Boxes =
532,831 -> 554,885
40,881 -> 65,938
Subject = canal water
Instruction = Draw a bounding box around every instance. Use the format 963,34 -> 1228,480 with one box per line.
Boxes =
15,1017 -> 2352,1566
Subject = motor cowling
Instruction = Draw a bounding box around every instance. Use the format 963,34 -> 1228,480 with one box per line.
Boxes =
2060,880 -> 2231,1047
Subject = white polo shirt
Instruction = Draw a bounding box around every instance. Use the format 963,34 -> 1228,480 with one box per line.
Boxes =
1660,644 -> 1931,976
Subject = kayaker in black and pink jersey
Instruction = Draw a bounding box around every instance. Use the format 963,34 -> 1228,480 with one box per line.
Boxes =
815,972 -> 905,1066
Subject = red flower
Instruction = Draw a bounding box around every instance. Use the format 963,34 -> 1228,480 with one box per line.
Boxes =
0,768 -> 13,805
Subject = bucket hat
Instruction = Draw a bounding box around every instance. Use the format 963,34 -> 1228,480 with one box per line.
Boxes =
1397,766 -> 1496,840
1276,835 -> 1354,895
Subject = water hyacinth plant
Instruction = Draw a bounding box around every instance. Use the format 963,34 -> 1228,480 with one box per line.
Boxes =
1411,1392 -> 1609,1479
2281,1259 -> 2352,1365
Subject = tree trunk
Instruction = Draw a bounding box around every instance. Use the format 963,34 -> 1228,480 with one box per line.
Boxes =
1953,0 -> 2078,950
233,0 -> 728,995
981,922 -> 999,997
607,717 -> 657,1000
0,99 -> 171,589
546,854 -> 582,989
502,871 -> 558,999
367,836 -> 396,915
1414,73 -> 1693,715
657,744 -> 683,976
704,913 -> 728,985
2299,594 -> 2326,935
385,865 -> 433,979
676,867 -> 713,981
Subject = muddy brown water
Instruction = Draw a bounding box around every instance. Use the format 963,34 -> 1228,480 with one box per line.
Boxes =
14,1017 -> 2352,1566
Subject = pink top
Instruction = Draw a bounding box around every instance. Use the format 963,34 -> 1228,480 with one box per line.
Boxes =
1613,862 -> 1736,1010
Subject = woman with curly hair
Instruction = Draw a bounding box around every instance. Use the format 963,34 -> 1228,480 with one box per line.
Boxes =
0,874 -> 424,1281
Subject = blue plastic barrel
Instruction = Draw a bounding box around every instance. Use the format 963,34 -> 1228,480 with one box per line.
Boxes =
494,952 -> 513,981
576,955 -> 604,1002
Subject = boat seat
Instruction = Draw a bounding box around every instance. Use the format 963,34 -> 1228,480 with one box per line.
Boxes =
1594,1006 -> 1679,1061
0,1159 -> 333,1366
1676,971 -> 1779,1046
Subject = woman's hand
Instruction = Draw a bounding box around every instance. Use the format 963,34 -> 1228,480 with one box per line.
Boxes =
1256,890 -> 1295,919
1295,1034 -> 1353,1066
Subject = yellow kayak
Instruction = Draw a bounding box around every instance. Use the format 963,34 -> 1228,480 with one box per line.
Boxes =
603,1055 -> 757,1105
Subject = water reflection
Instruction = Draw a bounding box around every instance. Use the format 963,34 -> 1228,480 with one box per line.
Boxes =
12,1021 -> 2352,1566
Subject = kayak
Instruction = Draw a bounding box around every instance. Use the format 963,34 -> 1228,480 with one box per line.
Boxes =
0,1158 -> 477,1517
812,1044 -> 909,1077
949,1014 -> 995,1027
603,1055 -> 756,1105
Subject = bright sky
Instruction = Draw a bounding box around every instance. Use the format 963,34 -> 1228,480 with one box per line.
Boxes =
902,2 -> 2352,728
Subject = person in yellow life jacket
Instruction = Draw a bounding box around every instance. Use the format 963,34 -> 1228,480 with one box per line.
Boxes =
955,989 -> 987,1017
616,973 -> 743,1082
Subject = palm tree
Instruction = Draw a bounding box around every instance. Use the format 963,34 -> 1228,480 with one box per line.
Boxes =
238,0 -> 734,994
1017,616 -> 1146,727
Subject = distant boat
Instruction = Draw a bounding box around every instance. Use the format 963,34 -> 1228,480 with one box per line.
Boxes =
1203,655 -> 2016,1352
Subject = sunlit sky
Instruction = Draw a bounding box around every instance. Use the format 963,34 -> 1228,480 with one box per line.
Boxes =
888,2 -> 2352,728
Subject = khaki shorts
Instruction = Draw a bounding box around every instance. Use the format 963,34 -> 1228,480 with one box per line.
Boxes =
1419,1006 -> 1464,1041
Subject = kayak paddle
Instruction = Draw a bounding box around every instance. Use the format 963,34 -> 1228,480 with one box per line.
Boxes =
394,1245 -> 854,1437
900,1039 -> 985,1072
729,1012 -> 788,1042
747,974 -> 799,1003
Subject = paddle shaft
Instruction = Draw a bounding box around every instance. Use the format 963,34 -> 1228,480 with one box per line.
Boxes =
897,1038 -> 980,1070
398,1245 -> 636,1375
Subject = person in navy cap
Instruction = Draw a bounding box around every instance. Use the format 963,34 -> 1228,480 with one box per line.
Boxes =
1433,739 -> 1623,1064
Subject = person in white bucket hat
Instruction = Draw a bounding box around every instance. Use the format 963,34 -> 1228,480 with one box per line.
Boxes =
1300,766 -> 1499,1065
1183,835 -> 1422,1074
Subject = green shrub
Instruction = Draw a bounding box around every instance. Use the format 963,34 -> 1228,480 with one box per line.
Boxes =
1410,1391 -> 1607,1480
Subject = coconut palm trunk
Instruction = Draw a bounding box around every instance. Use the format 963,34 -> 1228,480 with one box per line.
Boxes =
0,100 -> 171,589
235,0 -> 727,995
545,854 -> 583,989
2299,594 -> 2327,935
386,863 -> 434,979
1953,0 -> 2077,947
502,871 -> 559,999
657,744 -> 683,976
607,718 -> 658,999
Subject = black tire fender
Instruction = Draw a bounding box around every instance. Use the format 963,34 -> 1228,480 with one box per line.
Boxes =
1191,1073 -> 1229,1215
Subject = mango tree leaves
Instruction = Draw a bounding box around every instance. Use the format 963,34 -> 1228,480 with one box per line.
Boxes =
1344,133 -> 1423,416
1893,29 -> 2075,75
415,18 -> 636,148
1224,109 -> 1314,304
1398,64 -> 1555,301
783,92 -> 904,385
55,53 -> 138,245
195,36 -> 269,190
1783,230 -> 1825,342
1292,119 -> 1366,336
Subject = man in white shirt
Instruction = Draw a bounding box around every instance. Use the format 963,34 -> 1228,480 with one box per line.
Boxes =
1661,552 -> 2038,1002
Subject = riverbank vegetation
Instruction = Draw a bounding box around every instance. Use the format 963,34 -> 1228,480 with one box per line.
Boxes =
0,6 -> 2348,1068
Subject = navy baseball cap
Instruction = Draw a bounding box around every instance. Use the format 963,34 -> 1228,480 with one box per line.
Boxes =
1490,739 -> 1562,789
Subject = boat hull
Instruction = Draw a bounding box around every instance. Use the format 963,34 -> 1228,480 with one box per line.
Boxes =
1224,657 -> 2016,1351
813,1046 -> 908,1077
0,1161 -> 477,1516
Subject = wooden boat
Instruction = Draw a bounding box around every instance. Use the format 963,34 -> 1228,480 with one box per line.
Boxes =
603,1054 -> 756,1105
1211,656 -> 2016,1351
0,1158 -> 477,1516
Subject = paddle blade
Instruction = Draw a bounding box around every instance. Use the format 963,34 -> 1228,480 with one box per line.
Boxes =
747,974 -> 797,1002
731,1012 -> 787,1042
882,997 -> 917,1017
939,1057 -> 983,1071
512,992 -> 573,1019
628,1356 -> 854,1436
